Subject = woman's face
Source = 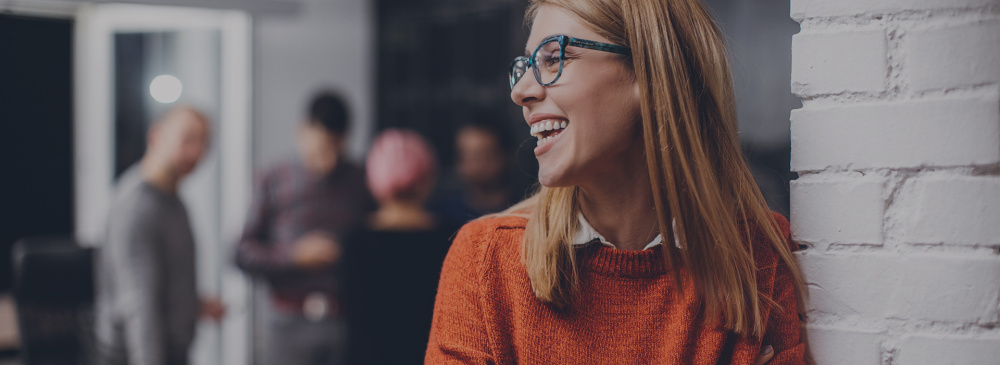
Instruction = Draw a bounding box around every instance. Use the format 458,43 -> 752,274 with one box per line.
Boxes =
511,5 -> 642,188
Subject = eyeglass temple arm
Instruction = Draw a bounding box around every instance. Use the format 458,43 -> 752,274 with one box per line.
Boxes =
567,38 -> 631,56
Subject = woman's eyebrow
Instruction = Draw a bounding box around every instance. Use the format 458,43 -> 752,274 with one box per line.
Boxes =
524,33 -> 565,56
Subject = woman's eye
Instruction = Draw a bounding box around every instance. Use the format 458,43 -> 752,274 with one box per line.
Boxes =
541,54 -> 559,66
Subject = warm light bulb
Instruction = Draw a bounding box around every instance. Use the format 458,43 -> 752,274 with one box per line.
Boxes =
150,75 -> 183,103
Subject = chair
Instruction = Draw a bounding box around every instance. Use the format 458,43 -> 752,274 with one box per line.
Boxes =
11,236 -> 95,365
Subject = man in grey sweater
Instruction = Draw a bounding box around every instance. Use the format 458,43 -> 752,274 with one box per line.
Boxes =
95,107 -> 224,365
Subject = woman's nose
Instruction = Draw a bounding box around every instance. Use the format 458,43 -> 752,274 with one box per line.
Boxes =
510,73 -> 545,106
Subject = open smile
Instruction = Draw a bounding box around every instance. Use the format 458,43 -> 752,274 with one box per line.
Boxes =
530,119 -> 568,147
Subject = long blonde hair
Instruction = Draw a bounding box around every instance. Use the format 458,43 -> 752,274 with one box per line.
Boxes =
501,0 -> 805,338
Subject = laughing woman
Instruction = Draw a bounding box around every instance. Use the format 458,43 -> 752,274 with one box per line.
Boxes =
426,0 -> 807,364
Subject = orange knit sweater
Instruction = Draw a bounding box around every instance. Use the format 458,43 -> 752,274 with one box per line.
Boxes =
426,213 -> 805,364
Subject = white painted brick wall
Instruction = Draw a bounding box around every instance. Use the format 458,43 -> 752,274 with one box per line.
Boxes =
791,0 -> 998,20
799,252 -> 1000,322
898,335 -> 1000,365
790,175 -> 886,247
791,30 -> 887,95
807,325 -> 882,365
908,20 -> 1000,92
895,175 -> 1000,245
790,0 -> 1000,363
790,94 -> 1000,171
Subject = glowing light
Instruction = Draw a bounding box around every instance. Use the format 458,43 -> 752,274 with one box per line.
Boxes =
149,75 -> 183,103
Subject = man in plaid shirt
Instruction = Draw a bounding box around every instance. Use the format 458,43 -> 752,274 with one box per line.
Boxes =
235,91 -> 374,365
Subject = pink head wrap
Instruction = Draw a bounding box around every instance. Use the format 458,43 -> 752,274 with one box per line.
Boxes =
366,129 -> 438,202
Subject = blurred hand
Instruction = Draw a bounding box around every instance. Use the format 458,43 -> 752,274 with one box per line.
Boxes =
754,345 -> 774,365
200,297 -> 227,322
292,231 -> 341,270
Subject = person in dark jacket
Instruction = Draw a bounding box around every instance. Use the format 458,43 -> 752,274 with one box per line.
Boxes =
234,91 -> 374,365
343,129 -> 459,364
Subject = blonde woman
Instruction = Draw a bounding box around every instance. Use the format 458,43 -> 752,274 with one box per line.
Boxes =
426,0 -> 807,363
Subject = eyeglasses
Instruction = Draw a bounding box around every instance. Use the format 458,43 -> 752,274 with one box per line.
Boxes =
509,35 -> 631,90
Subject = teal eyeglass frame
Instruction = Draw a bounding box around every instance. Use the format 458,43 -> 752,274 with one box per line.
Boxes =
509,34 -> 631,90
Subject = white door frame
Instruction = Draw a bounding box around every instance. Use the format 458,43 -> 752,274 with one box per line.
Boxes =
73,4 -> 253,365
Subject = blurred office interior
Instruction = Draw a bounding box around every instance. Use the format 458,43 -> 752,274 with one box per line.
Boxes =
0,0 -> 797,363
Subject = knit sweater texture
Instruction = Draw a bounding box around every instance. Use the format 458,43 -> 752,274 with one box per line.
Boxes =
426,213 -> 804,364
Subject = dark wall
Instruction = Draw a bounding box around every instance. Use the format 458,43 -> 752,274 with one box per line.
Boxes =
0,14 -> 75,291
375,0 -> 537,192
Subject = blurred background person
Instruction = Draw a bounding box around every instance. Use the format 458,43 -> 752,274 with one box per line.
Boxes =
94,106 -> 225,365
431,121 -> 520,225
342,129 -> 459,365
234,91 -> 374,365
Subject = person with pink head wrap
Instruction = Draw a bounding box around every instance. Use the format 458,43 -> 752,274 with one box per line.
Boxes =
366,129 -> 438,207
341,129 -> 459,364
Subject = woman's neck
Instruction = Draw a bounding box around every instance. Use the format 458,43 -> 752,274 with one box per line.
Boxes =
577,158 -> 659,251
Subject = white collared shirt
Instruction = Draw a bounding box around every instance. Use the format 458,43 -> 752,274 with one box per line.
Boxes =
571,213 -> 682,250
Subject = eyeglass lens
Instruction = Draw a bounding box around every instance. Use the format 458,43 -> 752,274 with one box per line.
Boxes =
532,39 -> 563,86
510,58 -> 528,89
509,38 -> 564,89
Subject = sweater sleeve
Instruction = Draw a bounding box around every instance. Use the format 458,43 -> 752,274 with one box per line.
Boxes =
762,260 -> 806,364
763,213 -> 806,364
425,222 -> 496,364
110,206 -> 166,365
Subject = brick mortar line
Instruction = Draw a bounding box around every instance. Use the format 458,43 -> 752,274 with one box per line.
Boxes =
805,313 -> 1000,337
796,81 -> 1000,105
885,22 -> 906,101
881,170 -> 912,251
910,83 -> 1000,99
794,165 -> 999,177
793,89 -> 892,104
794,6 -> 1000,26
794,243 -> 1000,255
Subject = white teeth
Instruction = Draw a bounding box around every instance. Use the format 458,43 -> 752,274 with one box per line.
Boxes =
535,135 -> 556,147
529,119 -> 569,140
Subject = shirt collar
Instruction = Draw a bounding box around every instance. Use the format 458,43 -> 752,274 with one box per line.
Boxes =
572,213 -> 681,250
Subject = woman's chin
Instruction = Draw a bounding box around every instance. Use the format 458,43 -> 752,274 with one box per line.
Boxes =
536,169 -> 573,188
